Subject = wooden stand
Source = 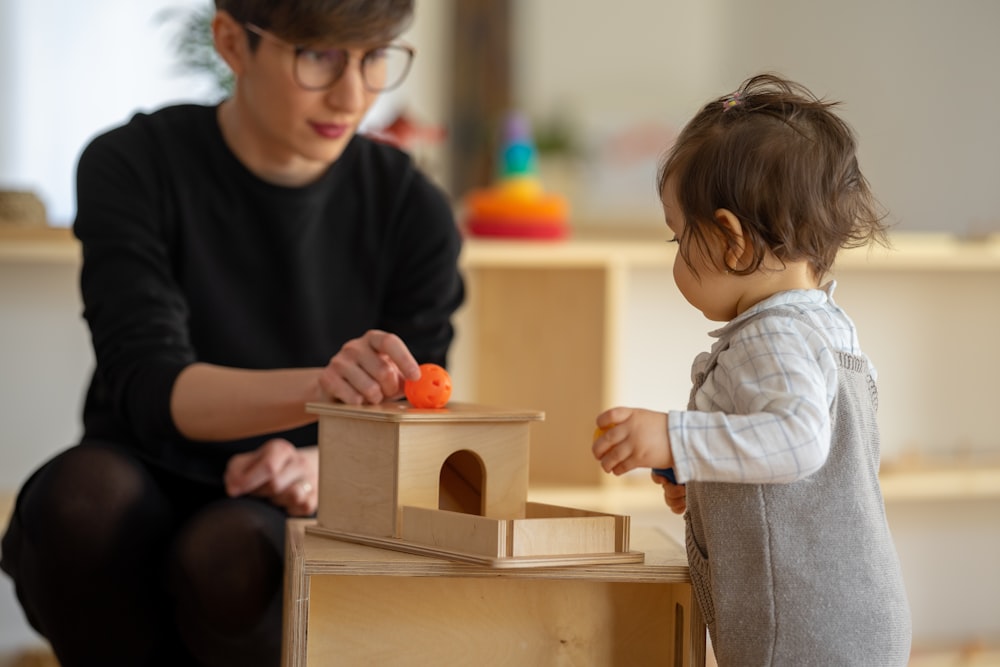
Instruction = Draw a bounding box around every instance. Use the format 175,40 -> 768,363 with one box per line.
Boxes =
283,519 -> 707,666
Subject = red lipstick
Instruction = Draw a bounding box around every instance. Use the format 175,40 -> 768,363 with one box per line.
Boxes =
310,122 -> 348,139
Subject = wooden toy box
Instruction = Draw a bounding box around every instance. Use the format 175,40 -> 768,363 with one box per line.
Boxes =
305,401 -> 641,568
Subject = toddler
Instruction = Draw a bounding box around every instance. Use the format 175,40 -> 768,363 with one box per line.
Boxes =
592,73 -> 911,665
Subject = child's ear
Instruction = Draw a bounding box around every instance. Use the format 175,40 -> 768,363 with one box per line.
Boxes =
714,208 -> 751,272
212,10 -> 247,78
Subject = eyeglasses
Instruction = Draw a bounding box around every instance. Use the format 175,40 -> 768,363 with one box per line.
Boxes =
243,23 -> 415,93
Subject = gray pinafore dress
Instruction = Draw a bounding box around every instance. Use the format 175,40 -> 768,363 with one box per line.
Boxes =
684,309 -> 911,666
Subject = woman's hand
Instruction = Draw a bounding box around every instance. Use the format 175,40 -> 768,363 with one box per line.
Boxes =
224,439 -> 319,517
318,329 -> 421,405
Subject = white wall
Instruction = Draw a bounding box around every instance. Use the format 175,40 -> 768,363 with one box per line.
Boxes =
514,0 -> 1000,236
0,263 -> 90,490
0,261 -> 91,651
0,0 -> 217,225
13,0 -> 997,233
0,0 -> 450,226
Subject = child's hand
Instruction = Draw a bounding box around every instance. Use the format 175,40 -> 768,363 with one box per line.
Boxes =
592,407 -> 672,476
653,470 -> 687,514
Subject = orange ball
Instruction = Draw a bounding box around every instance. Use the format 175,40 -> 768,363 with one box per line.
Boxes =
404,363 -> 452,409
593,424 -> 615,441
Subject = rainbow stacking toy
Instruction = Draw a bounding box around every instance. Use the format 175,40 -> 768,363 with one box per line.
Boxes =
464,113 -> 570,239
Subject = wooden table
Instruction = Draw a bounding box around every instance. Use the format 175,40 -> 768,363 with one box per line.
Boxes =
282,519 -> 706,666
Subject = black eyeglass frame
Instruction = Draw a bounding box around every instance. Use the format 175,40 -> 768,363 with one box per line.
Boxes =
243,23 -> 415,93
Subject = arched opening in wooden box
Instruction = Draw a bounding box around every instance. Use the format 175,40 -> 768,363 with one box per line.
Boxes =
439,449 -> 485,516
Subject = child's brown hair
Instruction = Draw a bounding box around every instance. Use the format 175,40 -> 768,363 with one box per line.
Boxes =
658,73 -> 889,279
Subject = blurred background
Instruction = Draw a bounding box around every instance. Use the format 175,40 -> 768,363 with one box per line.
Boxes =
2,1 -> 998,664
3,0 -> 999,235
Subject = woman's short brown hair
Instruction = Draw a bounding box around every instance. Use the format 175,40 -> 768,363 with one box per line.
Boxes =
215,0 -> 414,45
658,73 -> 889,279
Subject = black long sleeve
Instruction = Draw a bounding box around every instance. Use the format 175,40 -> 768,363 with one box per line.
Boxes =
73,104 -> 464,483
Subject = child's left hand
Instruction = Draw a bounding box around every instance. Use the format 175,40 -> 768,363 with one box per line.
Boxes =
592,407 -> 672,476
653,471 -> 687,514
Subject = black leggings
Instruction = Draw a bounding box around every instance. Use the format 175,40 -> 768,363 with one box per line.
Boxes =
1,440 -> 286,667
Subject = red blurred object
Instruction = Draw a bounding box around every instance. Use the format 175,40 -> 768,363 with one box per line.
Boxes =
366,112 -> 447,151
465,218 -> 569,239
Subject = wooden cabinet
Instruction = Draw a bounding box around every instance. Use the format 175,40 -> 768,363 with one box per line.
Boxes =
457,230 -> 672,487
457,228 -> 1000,488
282,518 -> 706,667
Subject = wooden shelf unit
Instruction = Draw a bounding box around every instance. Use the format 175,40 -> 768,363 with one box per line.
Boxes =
6,225 -> 1000,269
0,226 -> 78,263
6,225 -> 1000,488
878,463 -> 1000,502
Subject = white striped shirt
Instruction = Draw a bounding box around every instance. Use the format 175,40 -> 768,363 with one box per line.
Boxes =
668,281 -> 873,484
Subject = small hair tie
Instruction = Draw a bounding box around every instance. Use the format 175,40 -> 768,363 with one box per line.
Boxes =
722,91 -> 742,111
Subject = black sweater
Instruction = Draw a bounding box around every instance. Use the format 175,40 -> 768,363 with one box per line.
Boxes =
73,104 -> 465,483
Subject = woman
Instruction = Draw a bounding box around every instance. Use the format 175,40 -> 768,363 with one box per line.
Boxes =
1,1 -> 464,664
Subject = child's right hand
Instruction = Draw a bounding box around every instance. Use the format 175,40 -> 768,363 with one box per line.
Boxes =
592,407 -> 672,476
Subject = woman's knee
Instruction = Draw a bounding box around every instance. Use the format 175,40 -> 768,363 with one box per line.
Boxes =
170,498 -> 285,631
14,442 -> 171,562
